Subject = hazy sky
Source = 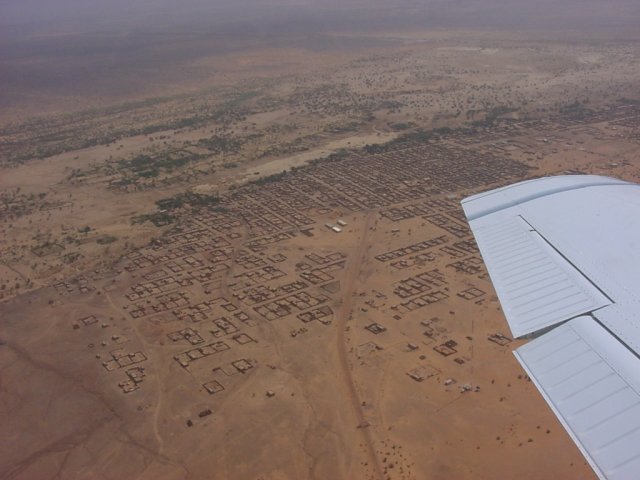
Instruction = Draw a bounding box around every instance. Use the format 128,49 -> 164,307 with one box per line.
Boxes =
3,0 -> 639,32
1,0 -> 638,114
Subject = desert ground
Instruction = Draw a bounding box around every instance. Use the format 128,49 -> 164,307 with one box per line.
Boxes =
2,16 -> 640,480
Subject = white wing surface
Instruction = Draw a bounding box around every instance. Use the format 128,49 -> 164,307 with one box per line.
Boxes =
462,175 -> 640,480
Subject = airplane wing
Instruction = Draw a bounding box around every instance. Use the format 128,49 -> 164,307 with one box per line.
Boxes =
462,175 -> 640,480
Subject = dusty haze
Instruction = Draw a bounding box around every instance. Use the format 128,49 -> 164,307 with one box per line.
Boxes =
2,0 -> 639,117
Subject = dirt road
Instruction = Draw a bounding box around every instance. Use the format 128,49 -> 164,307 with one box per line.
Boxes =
334,210 -> 384,480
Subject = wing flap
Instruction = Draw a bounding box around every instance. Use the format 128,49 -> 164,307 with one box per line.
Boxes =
515,316 -> 640,480
467,215 -> 610,337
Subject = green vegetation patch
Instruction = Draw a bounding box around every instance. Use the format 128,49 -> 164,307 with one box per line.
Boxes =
132,211 -> 176,227
324,121 -> 362,134
116,150 -> 204,179
96,235 -> 118,245
155,192 -> 220,211
248,170 -> 290,186
197,135 -> 244,154
133,191 -> 221,226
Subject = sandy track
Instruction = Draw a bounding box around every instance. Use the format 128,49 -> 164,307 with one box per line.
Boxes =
334,210 -> 384,480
